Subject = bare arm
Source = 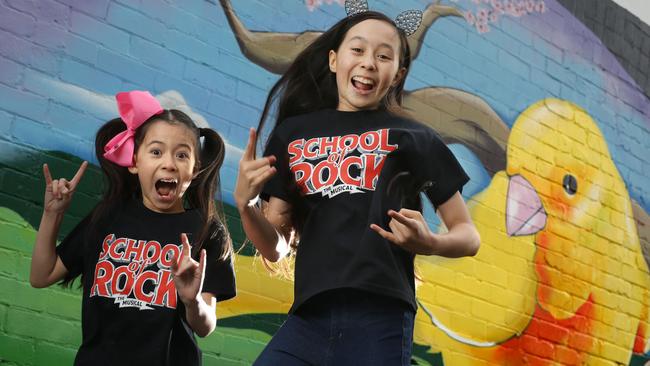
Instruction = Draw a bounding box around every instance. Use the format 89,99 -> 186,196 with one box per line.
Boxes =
31,211 -> 70,288
30,162 -> 87,288
171,234 -> 218,337
234,128 -> 293,262
183,292 -> 217,338
431,191 -> 480,257
371,192 -> 480,257
239,197 -> 292,262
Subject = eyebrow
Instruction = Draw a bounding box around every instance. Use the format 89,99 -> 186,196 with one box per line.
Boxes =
347,36 -> 396,51
147,140 -> 193,150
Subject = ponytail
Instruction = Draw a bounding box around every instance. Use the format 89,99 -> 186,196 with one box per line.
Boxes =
90,118 -> 140,223
60,118 -> 139,287
186,127 -> 232,261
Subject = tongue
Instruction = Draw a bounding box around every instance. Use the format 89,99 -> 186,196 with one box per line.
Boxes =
353,80 -> 372,91
156,182 -> 174,196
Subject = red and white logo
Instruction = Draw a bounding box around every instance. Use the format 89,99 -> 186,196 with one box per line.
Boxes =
90,234 -> 181,310
288,128 -> 397,197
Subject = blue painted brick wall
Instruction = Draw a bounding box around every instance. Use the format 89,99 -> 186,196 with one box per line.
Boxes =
0,0 -> 649,365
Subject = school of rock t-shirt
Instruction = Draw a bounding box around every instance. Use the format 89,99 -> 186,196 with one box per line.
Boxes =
56,199 -> 236,366
261,108 -> 469,313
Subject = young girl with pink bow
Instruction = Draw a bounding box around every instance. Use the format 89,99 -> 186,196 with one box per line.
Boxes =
30,90 -> 235,366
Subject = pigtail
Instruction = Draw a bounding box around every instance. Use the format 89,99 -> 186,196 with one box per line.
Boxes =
185,126 -> 233,261
92,119 -> 140,219
60,118 -> 139,288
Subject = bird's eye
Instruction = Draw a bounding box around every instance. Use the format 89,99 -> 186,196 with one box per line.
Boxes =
562,174 -> 577,195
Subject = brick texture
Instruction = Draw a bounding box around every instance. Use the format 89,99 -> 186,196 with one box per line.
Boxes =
0,0 -> 648,365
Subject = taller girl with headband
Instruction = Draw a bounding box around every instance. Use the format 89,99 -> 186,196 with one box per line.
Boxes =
235,1 -> 480,365
30,91 -> 236,366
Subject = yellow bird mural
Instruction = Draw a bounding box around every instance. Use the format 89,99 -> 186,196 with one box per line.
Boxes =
219,99 -> 650,366
415,98 -> 650,365
414,170 -> 539,362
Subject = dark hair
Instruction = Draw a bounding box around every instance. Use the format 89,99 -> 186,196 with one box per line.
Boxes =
257,11 -> 411,142
257,11 -> 411,234
61,110 -> 231,286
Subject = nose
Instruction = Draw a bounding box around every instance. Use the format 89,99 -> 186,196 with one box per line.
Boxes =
360,53 -> 376,71
161,153 -> 177,171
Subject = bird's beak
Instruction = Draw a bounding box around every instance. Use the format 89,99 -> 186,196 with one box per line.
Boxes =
506,174 -> 547,236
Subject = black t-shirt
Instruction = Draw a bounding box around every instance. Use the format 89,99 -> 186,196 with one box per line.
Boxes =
261,108 -> 469,313
56,199 -> 236,366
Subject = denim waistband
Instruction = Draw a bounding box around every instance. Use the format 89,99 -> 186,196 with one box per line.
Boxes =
296,287 -> 412,316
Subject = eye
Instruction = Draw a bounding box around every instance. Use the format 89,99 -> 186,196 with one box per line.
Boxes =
377,54 -> 392,61
150,149 -> 161,156
562,174 -> 577,195
176,151 -> 190,159
351,47 -> 363,53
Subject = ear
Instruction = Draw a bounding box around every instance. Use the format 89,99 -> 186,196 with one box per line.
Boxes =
329,50 -> 337,73
391,67 -> 407,87
192,164 -> 200,180
127,155 -> 138,174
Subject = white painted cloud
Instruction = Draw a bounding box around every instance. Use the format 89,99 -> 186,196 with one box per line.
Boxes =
38,76 -> 243,160
30,75 -> 245,204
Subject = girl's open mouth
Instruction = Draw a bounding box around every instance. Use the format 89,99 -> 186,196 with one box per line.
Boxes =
155,178 -> 178,201
351,75 -> 375,92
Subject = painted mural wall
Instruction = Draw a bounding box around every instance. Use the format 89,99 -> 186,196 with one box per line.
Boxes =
0,0 -> 648,365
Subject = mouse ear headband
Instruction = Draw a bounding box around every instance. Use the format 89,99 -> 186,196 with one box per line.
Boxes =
344,0 -> 422,36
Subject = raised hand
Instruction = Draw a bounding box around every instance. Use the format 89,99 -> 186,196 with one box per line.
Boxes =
171,233 -> 206,305
42,161 -> 88,214
234,128 -> 277,211
370,208 -> 438,255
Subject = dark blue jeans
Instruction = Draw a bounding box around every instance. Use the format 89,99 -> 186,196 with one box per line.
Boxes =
254,289 -> 415,366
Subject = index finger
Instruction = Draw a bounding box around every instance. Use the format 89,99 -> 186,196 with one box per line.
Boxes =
370,223 -> 398,243
242,128 -> 257,161
388,210 -> 418,229
397,208 -> 420,218
70,161 -> 88,187
180,233 -> 191,257
42,164 -> 53,185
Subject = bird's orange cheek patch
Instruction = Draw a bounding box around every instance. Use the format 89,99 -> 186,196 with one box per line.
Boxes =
547,198 -> 571,220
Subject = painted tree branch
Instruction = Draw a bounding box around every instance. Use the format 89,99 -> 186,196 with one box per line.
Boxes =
219,0 -> 462,74
403,87 -> 509,176
408,1 -> 463,60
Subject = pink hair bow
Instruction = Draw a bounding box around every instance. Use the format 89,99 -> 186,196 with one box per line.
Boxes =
103,91 -> 163,167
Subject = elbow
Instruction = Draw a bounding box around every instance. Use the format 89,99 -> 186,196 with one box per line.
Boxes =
29,276 -> 47,289
466,230 -> 481,257
195,328 -> 213,338
195,323 -> 217,338
268,252 -> 282,263
261,241 -> 290,263
261,250 -> 281,263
